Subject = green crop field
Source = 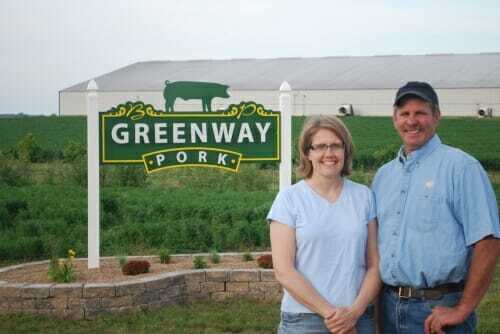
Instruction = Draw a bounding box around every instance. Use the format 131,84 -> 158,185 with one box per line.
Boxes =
1,115 -> 500,169
0,115 -> 499,261
0,115 -> 499,257
0,116 -> 86,151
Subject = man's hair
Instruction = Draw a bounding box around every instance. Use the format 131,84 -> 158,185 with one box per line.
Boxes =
297,115 -> 354,178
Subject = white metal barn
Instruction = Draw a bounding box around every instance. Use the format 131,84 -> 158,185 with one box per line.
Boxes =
59,53 -> 500,117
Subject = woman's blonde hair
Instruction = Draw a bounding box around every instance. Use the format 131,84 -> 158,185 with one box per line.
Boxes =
297,115 -> 354,178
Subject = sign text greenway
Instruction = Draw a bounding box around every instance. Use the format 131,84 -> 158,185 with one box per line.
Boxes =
100,101 -> 280,173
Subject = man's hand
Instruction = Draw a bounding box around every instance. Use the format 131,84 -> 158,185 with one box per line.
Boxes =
324,307 -> 360,334
424,305 -> 469,334
424,237 -> 499,334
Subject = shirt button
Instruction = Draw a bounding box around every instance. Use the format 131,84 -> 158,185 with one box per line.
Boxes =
391,253 -> 395,258
397,211 -> 400,215
392,231 -> 397,236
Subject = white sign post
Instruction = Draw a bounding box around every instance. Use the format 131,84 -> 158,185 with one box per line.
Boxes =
87,80 -> 100,269
86,80 -> 292,268
279,81 -> 293,190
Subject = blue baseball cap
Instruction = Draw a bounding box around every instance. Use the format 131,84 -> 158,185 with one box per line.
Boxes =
394,81 -> 439,106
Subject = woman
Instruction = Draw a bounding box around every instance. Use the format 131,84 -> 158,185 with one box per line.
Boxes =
268,115 -> 380,334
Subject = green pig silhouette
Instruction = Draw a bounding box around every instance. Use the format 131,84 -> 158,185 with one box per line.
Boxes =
163,81 -> 230,112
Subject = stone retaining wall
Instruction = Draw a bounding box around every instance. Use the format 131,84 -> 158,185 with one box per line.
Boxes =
0,267 -> 282,319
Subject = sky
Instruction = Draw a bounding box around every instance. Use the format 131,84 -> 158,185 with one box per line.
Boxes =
1,0 -> 500,115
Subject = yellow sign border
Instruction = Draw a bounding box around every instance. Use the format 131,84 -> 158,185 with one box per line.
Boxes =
142,147 -> 242,174
100,101 -> 280,164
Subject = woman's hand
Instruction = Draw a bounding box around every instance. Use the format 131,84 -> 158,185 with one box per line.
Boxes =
324,306 -> 361,334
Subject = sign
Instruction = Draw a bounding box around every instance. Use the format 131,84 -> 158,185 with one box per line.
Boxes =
163,81 -> 230,112
99,101 -> 280,173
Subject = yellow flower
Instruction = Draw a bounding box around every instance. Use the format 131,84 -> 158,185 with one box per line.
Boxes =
68,249 -> 76,258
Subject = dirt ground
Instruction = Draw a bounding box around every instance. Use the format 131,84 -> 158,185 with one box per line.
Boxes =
0,255 -> 262,284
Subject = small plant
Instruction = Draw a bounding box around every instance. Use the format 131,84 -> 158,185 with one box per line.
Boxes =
210,250 -> 221,264
117,255 -> 128,269
16,133 -> 42,163
257,254 -> 273,269
112,165 -> 147,187
193,255 -> 207,269
159,249 -> 171,264
242,251 -> 253,262
121,260 -> 151,275
0,154 -> 31,186
373,144 -> 400,167
48,249 -> 76,283
62,141 -> 86,163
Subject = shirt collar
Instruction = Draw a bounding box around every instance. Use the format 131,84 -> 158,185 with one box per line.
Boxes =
397,134 -> 441,165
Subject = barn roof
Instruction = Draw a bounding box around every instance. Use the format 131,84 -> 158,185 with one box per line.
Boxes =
62,53 -> 500,92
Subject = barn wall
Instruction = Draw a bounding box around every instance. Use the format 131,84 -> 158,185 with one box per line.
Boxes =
59,88 -> 500,117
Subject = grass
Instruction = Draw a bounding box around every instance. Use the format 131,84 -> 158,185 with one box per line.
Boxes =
476,262 -> 500,333
0,298 -> 281,334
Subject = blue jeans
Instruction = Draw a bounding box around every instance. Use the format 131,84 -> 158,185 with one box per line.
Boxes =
278,304 -> 375,334
380,286 -> 476,334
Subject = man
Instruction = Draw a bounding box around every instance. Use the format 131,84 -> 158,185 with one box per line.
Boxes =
372,81 -> 500,334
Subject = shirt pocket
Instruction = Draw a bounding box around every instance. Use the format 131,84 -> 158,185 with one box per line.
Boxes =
411,193 -> 443,232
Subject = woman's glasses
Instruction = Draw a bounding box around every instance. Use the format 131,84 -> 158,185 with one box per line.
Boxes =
309,143 -> 344,153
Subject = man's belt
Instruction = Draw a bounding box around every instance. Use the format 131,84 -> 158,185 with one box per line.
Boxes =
385,282 -> 464,300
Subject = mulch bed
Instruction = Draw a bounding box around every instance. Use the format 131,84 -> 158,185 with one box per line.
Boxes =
0,255 -> 261,284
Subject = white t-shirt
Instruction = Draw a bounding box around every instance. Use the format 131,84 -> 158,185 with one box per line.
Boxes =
267,179 -> 376,313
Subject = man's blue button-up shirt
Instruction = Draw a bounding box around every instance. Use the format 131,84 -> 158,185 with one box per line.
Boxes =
372,135 -> 500,288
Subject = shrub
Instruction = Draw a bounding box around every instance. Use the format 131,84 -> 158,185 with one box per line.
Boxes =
101,196 -> 121,228
4,199 -> 28,221
44,160 -> 64,185
0,155 -> 31,186
372,144 -> 400,167
102,197 -> 120,217
0,206 -> 9,230
63,141 -> 86,163
159,249 -> 171,264
48,249 -> 76,283
16,219 -> 42,237
121,260 -> 151,275
257,254 -> 273,269
0,235 -> 45,261
16,133 -> 42,163
193,255 -> 207,269
65,157 -> 87,187
210,250 -> 221,264
242,251 -> 253,261
2,147 -> 18,160
117,255 -> 128,269
109,165 -> 147,187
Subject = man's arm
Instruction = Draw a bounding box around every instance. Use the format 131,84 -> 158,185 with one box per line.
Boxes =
424,236 -> 500,334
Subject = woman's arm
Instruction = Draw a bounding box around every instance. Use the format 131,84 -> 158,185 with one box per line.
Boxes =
352,219 -> 381,313
325,219 -> 381,333
270,221 -> 336,318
